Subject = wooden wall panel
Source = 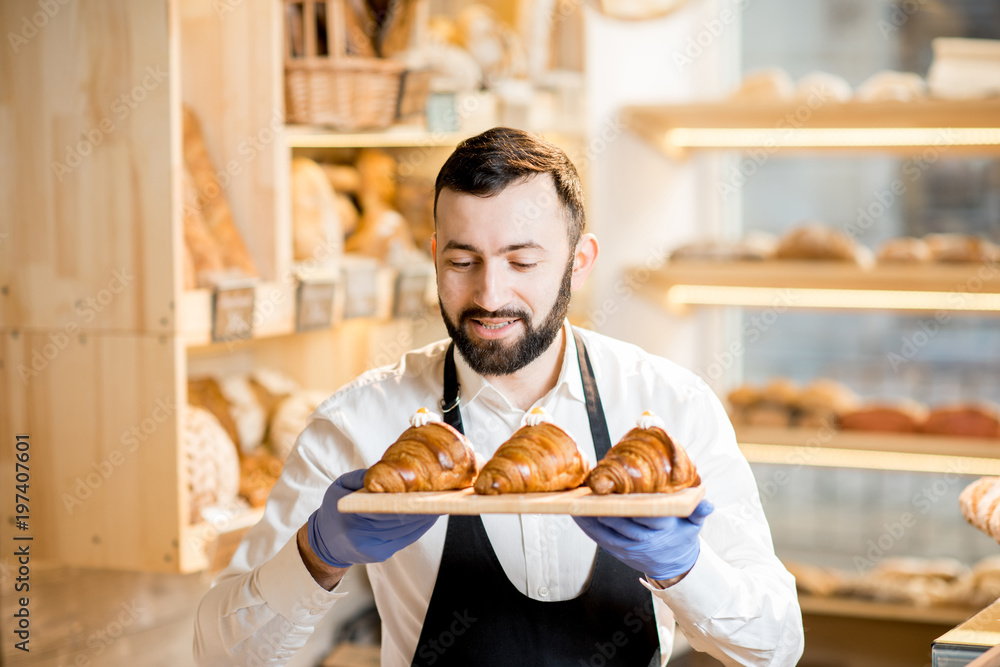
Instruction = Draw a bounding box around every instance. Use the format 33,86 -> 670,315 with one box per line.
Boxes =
0,0 -> 176,333
0,330 -> 184,572
179,0 -> 288,281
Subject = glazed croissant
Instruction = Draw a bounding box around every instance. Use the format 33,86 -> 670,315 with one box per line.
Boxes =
474,408 -> 589,495
587,412 -> 700,495
364,408 -> 479,493
960,476 -> 1000,544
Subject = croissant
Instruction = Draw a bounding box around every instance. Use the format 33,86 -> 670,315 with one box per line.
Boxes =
364,408 -> 479,493
587,412 -> 700,495
474,408 -> 588,495
960,477 -> 1000,544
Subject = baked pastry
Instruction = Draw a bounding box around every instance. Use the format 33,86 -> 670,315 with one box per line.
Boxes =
840,400 -> 928,433
182,106 -> 258,277
239,449 -> 284,508
775,223 -> 866,264
740,378 -> 798,427
669,233 -> 778,263
925,233 -> 1000,263
269,389 -> 330,461
783,559 -> 843,597
474,407 -> 587,495
291,157 -> 343,264
586,412 -> 700,495
960,476 -> 1000,544
848,557 -> 968,606
795,379 -> 859,428
922,404 -> 1000,439
876,237 -> 932,263
365,408 -> 480,493
188,377 -> 241,451
184,405 -> 240,524
730,67 -> 795,102
322,163 -> 362,195
855,70 -> 926,102
216,375 -> 269,456
795,71 -> 852,103
726,384 -> 760,425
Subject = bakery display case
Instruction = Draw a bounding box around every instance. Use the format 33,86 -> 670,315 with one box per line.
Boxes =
619,1 -> 1000,640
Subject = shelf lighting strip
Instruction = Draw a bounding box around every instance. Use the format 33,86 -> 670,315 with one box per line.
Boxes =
739,443 -> 1000,475
666,127 -> 1000,149
667,285 -> 1000,312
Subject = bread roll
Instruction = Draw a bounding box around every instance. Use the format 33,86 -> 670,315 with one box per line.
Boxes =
840,401 -> 928,433
731,67 -> 795,102
669,234 -> 778,262
474,408 -> 588,495
855,71 -> 926,102
783,560 -> 843,597
775,223 -> 863,264
216,375 -> 269,456
877,237 -> 932,263
365,408 -> 479,492
586,412 -> 700,495
922,404 -> 1000,439
925,233 -> 1000,263
184,405 -> 240,524
323,163 -> 363,195
761,378 -> 799,406
240,449 -> 284,508
795,379 -> 859,415
795,72 -> 852,103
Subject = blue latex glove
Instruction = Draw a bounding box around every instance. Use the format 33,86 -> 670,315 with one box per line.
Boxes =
307,469 -> 440,569
573,500 -> 714,581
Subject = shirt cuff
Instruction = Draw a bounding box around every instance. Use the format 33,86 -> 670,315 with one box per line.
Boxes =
256,535 -> 349,625
640,538 -> 735,620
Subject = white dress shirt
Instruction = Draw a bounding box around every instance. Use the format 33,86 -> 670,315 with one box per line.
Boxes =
194,320 -> 804,666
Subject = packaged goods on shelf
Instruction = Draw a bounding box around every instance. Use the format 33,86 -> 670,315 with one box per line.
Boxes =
928,38 -> 1000,100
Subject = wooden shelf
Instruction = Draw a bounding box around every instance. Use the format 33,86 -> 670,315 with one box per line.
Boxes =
286,125 -> 473,149
637,261 -> 1000,314
185,506 -> 266,573
799,593 -> 980,626
623,99 -> 1000,157
736,426 -> 1000,475
179,281 -> 297,347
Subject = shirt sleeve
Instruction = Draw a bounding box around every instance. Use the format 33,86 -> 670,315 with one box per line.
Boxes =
646,382 -> 804,666
193,416 -> 362,666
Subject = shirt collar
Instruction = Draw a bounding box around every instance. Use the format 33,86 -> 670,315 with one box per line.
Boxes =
451,319 -> 587,410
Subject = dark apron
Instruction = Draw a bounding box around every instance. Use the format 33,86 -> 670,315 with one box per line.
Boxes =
410,329 -> 659,667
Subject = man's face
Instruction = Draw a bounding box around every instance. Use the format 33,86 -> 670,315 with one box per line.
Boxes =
434,175 -> 574,377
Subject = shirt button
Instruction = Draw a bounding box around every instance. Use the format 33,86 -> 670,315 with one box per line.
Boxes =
538,586 -> 550,598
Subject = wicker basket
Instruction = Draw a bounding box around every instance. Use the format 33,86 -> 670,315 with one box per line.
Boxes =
284,0 -> 405,130
396,68 -> 432,120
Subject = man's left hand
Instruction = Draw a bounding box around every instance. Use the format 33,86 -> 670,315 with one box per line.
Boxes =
573,500 -> 714,581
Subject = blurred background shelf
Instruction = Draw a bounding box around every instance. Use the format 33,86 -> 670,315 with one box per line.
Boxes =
635,262 -> 1000,314
286,125 -> 474,149
736,425 -> 1000,475
798,593 -> 981,626
623,100 -> 1000,157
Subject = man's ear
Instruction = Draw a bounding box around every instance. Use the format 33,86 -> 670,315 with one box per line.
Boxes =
431,234 -> 437,258
570,233 -> 599,291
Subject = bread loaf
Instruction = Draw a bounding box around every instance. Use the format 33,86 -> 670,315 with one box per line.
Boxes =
188,377 -> 241,451
775,223 -> 864,264
184,405 -> 240,524
269,389 -> 330,461
474,407 -> 588,494
925,233 -> 1000,263
855,71 -> 926,102
292,157 -> 343,263
795,72 -> 852,103
240,449 -> 284,508
182,107 -> 258,278
840,400 -> 928,433
877,237 -> 932,263
365,408 -> 480,492
182,167 -> 228,287
922,404 -> 1000,438
731,68 -> 795,102
586,412 -> 700,495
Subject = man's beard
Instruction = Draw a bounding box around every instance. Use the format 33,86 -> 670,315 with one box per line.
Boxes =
441,257 -> 573,376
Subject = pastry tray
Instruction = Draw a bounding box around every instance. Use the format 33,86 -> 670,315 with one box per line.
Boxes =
338,484 -> 705,517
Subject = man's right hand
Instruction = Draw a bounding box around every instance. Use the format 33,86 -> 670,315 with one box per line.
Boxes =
305,469 -> 440,571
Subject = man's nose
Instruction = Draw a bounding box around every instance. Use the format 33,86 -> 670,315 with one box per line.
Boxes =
473,261 -> 512,313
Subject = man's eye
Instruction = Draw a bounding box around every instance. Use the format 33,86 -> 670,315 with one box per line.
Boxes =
512,262 -> 537,269
449,261 -> 473,268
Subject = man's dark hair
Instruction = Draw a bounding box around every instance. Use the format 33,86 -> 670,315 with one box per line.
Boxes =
434,127 -> 585,249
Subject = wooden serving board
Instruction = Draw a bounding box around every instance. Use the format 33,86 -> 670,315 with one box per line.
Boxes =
338,484 -> 705,517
